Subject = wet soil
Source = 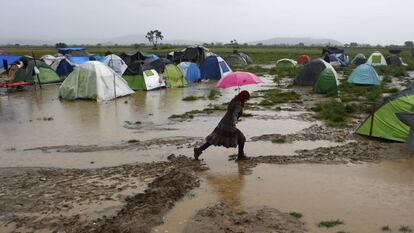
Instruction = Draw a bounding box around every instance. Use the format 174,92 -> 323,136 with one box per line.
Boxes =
183,202 -> 306,233
0,156 -> 204,233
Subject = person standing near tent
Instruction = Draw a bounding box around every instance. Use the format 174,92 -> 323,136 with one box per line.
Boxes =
194,90 -> 250,161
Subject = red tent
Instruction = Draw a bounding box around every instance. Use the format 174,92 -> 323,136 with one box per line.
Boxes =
297,55 -> 311,65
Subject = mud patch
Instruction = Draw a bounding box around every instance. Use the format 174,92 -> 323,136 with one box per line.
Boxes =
236,141 -> 394,171
123,121 -> 178,132
183,202 -> 305,233
251,124 -> 353,143
24,136 -> 201,153
0,156 -> 204,233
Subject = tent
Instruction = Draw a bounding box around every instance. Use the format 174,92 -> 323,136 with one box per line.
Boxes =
323,54 -> 341,67
314,63 -> 339,94
225,54 -> 248,66
322,46 -> 345,55
41,55 -> 74,78
294,59 -> 327,86
120,51 -> 146,65
351,53 -> 367,65
164,64 -> 187,88
102,54 -> 127,75
13,59 -> 61,84
67,56 -> 90,65
200,56 -> 232,80
239,52 -> 253,64
59,61 -> 134,101
386,55 -> 407,67
294,59 -> 338,93
366,51 -> 387,66
181,46 -> 209,63
225,52 -> 253,67
297,55 -> 311,65
347,64 -> 381,85
123,69 -> 166,91
0,55 -> 22,73
276,58 -> 297,68
177,62 -> 201,84
58,48 -> 88,56
356,87 -> 414,142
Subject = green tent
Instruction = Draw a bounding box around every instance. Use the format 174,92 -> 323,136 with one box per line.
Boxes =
14,60 -> 60,84
123,75 -> 146,90
123,69 -> 166,91
59,61 -> 134,101
356,87 -> 414,142
276,58 -> 297,68
164,64 -> 187,88
313,62 -> 339,94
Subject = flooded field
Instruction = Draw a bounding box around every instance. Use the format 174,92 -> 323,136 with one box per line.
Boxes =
0,75 -> 413,233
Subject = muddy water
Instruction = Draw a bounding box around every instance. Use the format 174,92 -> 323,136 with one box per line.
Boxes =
0,77 -> 316,168
155,159 -> 414,233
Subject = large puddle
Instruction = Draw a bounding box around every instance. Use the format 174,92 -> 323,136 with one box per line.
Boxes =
155,159 -> 414,233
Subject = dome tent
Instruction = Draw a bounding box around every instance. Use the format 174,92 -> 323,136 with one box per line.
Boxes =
351,53 -> 367,65
276,58 -> 297,68
102,54 -> 128,75
366,51 -> 387,66
59,61 -> 134,101
347,64 -> 381,86
40,55 -> 75,78
164,64 -> 187,88
386,55 -> 407,67
13,59 -> 61,84
224,52 -> 252,67
200,56 -> 232,80
296,55 -> 311,65
177,62 -> 201,84
356,87 -> 414,142
294,59 -> 339,94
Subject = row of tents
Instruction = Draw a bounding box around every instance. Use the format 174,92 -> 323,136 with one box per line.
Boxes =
0,47 -> 236,101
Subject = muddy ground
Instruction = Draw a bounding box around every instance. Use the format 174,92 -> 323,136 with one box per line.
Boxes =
1,74 -> 413,233
0,156 -> 204,233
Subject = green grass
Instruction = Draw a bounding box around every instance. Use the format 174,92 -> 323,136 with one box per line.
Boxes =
169,103 -> 227,119
272,138 -> 287,144
255,89 -> 301,106
399,225 -> 413,233
289,212 -> 303,219
382,226 -> 392,231
318,219 -> 344,228
313,100 -> 350,127
182,95 -> 205,101
208,89 -> 221,100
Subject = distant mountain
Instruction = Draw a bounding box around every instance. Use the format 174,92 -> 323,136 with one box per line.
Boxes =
0,38 -> 52,46
251,37 -> 343,46
0,34 -> 203,46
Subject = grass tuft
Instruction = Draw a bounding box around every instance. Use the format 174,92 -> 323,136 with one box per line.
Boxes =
289,212 -> 303,219
318,219 -> 344,228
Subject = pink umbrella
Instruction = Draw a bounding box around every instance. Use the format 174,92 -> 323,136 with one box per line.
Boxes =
216,72 -> 262,89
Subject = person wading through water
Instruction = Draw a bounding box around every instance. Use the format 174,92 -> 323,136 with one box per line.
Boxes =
194,90 -> 250,161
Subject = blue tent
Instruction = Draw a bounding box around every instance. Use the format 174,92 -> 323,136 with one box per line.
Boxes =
58,48 -> 86,55
347,64 -> 381,85
200,56 -> 232,80
145,54 -> 159,61
68,56 -> 90,65
177,62 -> 201,84
56,59 -> 74,77
0,55 -> 22,69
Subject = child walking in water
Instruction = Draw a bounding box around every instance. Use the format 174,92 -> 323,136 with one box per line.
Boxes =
194,90 -> 250,160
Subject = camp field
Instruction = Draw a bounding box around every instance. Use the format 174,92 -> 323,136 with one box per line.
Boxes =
3,46 -> 414,66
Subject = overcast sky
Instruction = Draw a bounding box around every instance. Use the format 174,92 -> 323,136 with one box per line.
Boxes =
3,0 -> 413,45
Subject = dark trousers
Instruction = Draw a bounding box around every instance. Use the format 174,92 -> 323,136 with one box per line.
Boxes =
199,141 -> 245,155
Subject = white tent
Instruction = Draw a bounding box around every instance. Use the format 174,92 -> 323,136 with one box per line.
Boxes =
59,61 -> 134,101
366,51 -> 387,66
143,69 -> 166,90
102,54 -> 127,75
276,58 -> 298,67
